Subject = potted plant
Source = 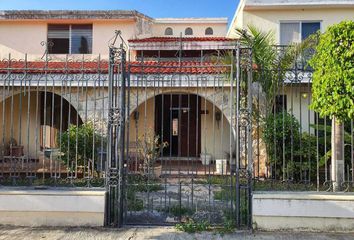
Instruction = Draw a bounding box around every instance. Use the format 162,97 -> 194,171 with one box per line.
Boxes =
200,151 -> 212,165
137,129 -> 168,178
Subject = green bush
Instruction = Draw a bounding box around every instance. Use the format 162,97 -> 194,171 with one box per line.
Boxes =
263,112 -> 320,181
57,122 -> 104,168
175,219 -> 210,233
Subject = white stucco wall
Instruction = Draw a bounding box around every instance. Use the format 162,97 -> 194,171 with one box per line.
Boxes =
128,93 -> 231,160
0,189 -> 105,226
253,192 -> 354,232
153,21 -> 228,37
284,85 -> 315,133
0,19 -> 145,60
200,99 -> 231,160
228,6 -> 354,40
0,21 -> 47,60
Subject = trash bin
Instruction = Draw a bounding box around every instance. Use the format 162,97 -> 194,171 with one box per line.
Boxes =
215,159 -> 227,174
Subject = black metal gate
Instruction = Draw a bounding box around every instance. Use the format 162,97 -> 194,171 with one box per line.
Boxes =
105,36 -> 253,228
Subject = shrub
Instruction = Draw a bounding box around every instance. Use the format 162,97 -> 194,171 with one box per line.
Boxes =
175,219 -> 210,233
263,112 -> 320,181
57,122 -> 104,168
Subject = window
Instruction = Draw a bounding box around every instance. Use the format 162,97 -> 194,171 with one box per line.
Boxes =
164,27 -> 173,36
205,27 -> 213,35
273,95 -> 287,113
185,27 -> 193,36
48,24 -> 93,54
280,21 -> 320,45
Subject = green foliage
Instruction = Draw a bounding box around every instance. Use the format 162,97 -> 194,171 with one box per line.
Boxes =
310,123 -> 354,167
126,175 -> 162,211
175,219 -> 210,233
263,111 -> 301,170
57,122 -> 104,167
137,128 -> 168,176
217,219 -> 236,235
309,20 -> 354,122
263,112 -> 321,180
168,205 -> 194,217
236,25 -> 314,113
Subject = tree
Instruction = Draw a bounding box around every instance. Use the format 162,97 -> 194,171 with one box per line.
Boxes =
235,25 -> 313,115
309,20 -> 354,191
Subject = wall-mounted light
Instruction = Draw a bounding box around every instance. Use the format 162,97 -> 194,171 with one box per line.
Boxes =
215,111 -> 221,128
301,92 -> 308,99
133,111 -> 139,121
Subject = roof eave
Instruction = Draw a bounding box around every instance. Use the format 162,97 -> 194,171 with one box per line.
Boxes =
0,10 -> 154,21
154,18 -> 228,24
244,3 -> 354,10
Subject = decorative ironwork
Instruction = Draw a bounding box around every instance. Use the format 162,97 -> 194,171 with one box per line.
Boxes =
107,168 -> 119,186
108,108 -> 121,126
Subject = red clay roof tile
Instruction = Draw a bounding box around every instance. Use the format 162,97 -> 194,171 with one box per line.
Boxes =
128,37 -> 237,43
0,60 -> 228,75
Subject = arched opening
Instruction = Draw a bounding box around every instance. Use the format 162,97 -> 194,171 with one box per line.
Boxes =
128,93 -> 232,160
185,27 -> 193,36
0,91 -> 83,160
164,27 -> 173,36
205,27 -> 214,35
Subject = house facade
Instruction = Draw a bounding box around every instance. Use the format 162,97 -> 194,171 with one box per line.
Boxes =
0,10 -> 238,175
228,0 -> 354,130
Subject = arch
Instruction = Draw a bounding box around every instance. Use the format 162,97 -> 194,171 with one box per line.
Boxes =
205,27 -> 214,35
0,88 -> 83,124
127,91 -> 235,159
164,27 -> 173,36
185,27 -> 193,36
0,90 -> 83,158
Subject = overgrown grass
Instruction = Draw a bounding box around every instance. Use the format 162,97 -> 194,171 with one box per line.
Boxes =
126,174 -> 162,211
175,219 -> 211,233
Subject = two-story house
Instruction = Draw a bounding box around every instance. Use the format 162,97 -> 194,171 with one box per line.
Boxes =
0,10 -> 238,178
227,0 -> 354,178
228,0 -> 354,129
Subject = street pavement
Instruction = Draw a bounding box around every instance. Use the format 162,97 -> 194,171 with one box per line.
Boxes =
0,226 -> 353,240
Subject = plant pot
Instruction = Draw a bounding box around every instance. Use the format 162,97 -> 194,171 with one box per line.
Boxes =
153,164 -> 162,178
216,159 -> 228,174
200,153 -> 211,165
10,146 -> 23,157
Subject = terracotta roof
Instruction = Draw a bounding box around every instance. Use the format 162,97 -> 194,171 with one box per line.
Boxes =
129,61 -> 227,74
0,61 -> 228,75
128,37 -> 237,43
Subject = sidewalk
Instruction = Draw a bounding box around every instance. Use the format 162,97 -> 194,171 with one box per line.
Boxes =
0,226 -> 353,240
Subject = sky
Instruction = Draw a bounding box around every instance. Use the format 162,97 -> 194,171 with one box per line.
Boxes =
0,0 -> 240,25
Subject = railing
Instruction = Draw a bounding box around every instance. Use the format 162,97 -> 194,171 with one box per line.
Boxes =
251,46 -> 353,192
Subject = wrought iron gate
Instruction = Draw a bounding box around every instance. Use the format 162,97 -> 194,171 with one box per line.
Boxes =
105,38 -> 253,229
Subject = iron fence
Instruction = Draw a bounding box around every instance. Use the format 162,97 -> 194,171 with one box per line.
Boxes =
252,46 -> 354,192
0,38 -> 254,228
0,37 -> 352,229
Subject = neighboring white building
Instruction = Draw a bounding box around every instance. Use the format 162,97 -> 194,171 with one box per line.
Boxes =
228,0 -> 354,41
227,0 -> 354,131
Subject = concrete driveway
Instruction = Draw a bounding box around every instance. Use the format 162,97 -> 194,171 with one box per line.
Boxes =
0,226 -> 353,240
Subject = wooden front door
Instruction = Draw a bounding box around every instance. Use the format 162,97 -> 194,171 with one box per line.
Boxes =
155,94 -> 201,157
